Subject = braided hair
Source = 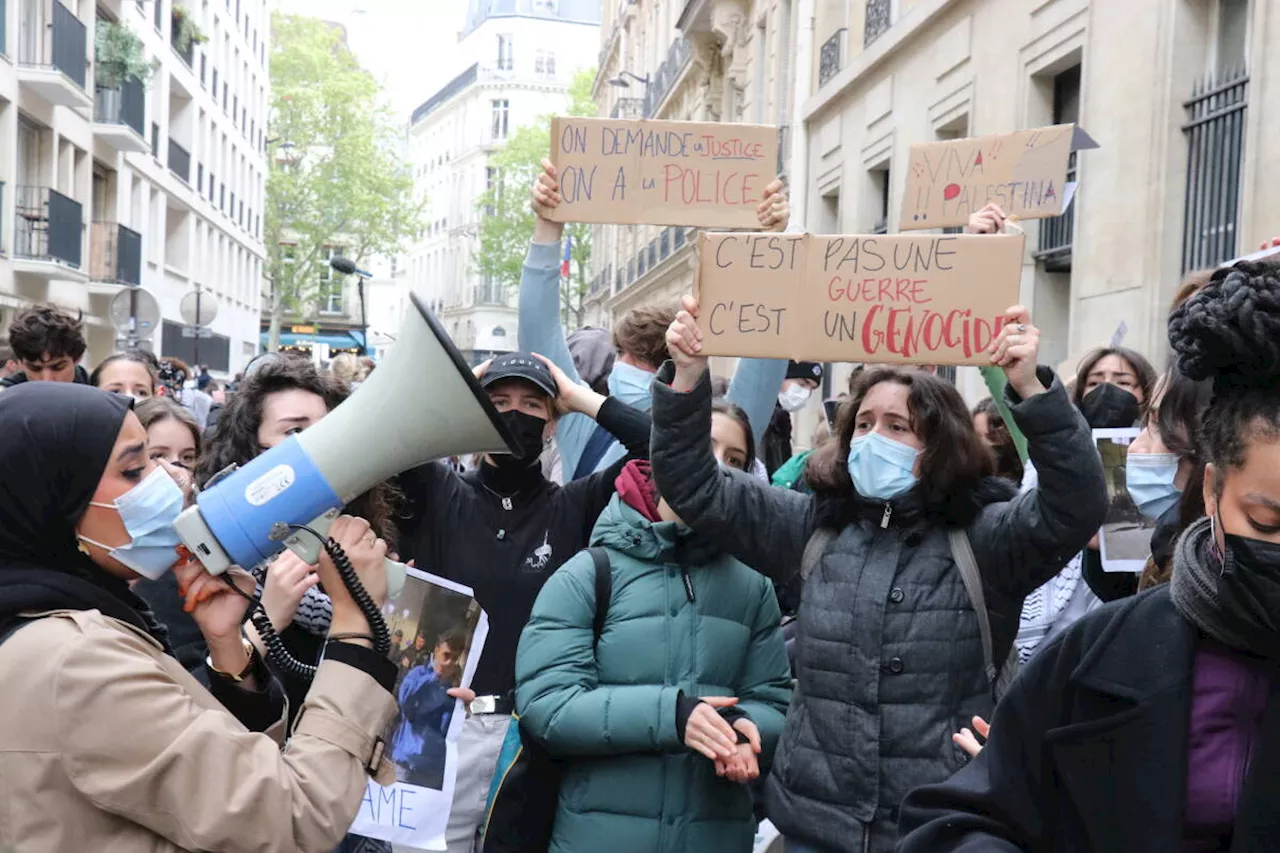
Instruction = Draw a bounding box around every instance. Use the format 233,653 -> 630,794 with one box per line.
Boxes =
1167,260 -> 1280,488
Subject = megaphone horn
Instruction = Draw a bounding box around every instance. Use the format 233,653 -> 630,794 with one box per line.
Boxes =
173,292 -> 518,598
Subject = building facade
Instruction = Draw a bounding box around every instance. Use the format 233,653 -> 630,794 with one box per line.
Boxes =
404,0 -> 599,365
0,0 -> 268,375
802,0 -> 1274,400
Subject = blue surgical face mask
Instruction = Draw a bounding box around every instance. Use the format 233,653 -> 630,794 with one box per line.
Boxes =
847,431 -> 920,501
608,361 -> 654,411
1126,452 -> 1182,520
78,466 -> 186,579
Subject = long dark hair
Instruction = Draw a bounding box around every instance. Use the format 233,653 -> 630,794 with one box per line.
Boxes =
196,357 -> 400,542
1072,347 -> 1158,408
972,397 -> 1024,485
807,367 -> 994,515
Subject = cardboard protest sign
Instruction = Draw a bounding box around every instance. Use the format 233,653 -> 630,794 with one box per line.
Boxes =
899,124 -> 1098,231
547,117 -> 777,228
693,231 -> 1025,366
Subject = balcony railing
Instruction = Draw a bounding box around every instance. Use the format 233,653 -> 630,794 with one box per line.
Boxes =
618,226 -> 693,293
864,0 -> 893,47
818,28 -> 845,88
611,97 -> 644,120
93,75 -> 146,137
1181,67 -> 1248,273
19,0 -> 87,90
15,185 -> 82,268
170,11 -> 194,66
168,139 -> 191,183
1035,151 -> 1077,272
644,36 -> 693,118
90,221 -> 142,284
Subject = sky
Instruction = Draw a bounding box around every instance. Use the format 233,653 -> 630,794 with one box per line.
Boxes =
268,0 -> 469,122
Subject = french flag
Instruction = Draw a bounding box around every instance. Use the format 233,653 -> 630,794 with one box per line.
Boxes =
561,235 -> 572,277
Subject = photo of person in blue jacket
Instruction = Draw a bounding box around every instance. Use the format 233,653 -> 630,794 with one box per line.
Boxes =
390,630 -> 467,791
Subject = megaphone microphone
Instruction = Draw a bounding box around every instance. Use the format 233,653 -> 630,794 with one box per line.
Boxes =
173,293 -> 516,673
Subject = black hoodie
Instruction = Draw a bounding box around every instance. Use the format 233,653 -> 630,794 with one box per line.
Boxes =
0,364 -> 91,388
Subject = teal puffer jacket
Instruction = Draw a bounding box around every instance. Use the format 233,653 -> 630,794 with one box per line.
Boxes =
515,495 -> 792,853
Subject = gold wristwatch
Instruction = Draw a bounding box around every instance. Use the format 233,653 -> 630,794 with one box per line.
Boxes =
206,637 -> 257,683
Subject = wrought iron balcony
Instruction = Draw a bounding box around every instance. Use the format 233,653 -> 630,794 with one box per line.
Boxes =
15,185 -> 82,268
864,0 -> 893,47
1181,67 -> 1249,273
93,76 -> 148,151
818,28 -> 845,88
1035,151 -> 1076,273
644,36 -> 693,118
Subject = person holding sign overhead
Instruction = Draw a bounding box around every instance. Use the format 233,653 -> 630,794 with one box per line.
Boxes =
649,294 -> 1106,852
522,158 -> 793,479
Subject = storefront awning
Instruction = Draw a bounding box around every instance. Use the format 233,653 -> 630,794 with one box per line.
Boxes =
260,329 -> 366,350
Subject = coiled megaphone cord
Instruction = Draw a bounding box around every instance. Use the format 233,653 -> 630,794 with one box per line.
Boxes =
218,523 -> 391,682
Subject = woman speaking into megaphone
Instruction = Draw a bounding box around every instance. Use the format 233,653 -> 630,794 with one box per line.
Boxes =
0,382 -> 400,853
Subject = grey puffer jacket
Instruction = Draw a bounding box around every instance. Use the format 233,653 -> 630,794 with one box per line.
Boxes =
650,365 -> 1107,853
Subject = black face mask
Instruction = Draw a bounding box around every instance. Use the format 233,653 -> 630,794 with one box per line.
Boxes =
1078,382 -> 1141,429
493,409 -> 548,471
1218,526 -> 1280,655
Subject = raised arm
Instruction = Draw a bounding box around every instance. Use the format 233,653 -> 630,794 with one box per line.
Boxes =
941,299 -> 1106,598
516,554 -> 684,756
520,160 -> 595,472
651,307 -> 813,582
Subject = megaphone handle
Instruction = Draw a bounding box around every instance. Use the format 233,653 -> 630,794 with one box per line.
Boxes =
283,509 -> 406,601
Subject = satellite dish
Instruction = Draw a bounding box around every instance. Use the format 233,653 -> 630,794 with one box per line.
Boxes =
107,287 -> 161,338
179,290 -> 218,327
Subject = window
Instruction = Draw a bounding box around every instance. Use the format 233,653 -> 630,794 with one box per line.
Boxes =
496,34 -> 513,71
319,246 -> 344,314
535,50 -> 556,76
870,168 -> 890,233
1215,0 -> 1248,74
491,99 -> 510,140
485,165 -> 498,216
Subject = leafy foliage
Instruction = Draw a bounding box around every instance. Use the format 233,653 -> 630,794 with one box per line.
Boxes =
474,68 -> 597,330
264,13 -> 424,350
95,21 -> 151,88
172,5 -> 209,52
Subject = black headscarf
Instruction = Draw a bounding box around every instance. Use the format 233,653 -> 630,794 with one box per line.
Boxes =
0,382 -> 170,646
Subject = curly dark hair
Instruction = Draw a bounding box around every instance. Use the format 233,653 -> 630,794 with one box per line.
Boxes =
196,356 -> 400,543
8,303 -> 86,363
1168,260 -> 1280,494
89,351 -> 158,393
807,367 -> 994,510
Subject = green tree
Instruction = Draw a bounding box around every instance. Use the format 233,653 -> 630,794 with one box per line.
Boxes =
264,13 -> 424,351
474,68 -> 596,330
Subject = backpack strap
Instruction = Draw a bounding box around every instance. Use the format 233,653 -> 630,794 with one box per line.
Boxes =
586,548 -> 612,648
949,528 -> 996,686
799,528 -> 835,582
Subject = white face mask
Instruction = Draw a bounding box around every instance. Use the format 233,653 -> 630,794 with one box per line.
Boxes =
778,385 -> 812,412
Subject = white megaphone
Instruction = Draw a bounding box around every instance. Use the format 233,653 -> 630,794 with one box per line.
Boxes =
173,293 -> 516,599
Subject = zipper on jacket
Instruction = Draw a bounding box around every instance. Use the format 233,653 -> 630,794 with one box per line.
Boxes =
880,503 -> 892,529
681,567 -> 696,602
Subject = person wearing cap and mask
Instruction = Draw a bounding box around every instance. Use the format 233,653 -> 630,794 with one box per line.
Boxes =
396,351 -> 651,853
762,361 -> 823,479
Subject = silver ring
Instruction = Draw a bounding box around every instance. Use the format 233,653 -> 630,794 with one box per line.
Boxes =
1016,323 -> 1027,333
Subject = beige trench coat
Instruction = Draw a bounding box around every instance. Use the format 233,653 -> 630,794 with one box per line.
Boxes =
0,608 -> 397,852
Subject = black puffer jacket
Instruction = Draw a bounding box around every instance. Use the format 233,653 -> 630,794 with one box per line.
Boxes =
650,365 -> 1107,853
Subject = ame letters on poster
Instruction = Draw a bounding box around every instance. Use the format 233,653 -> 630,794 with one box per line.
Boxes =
348,568 -> 488,851
546,117 -> 777,228
693,231 -> 1025,365
899,124 -> 1098,231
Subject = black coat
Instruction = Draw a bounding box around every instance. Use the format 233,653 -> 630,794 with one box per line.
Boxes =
897,585 -> 1201,853
651,365 -> 1107,852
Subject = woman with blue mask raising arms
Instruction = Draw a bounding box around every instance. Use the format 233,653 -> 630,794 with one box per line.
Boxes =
0,382 -> 403,853
651,298 -> 1107,853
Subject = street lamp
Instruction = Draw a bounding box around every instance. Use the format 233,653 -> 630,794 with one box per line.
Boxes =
608,71 -> 650,88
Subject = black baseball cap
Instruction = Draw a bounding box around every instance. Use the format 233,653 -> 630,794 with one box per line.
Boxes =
480,353 -> 558,398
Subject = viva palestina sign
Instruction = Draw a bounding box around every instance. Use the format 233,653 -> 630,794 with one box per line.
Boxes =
899,124 -> 1099,230
545,117 -> 778,228
693,232 -> 1026,366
